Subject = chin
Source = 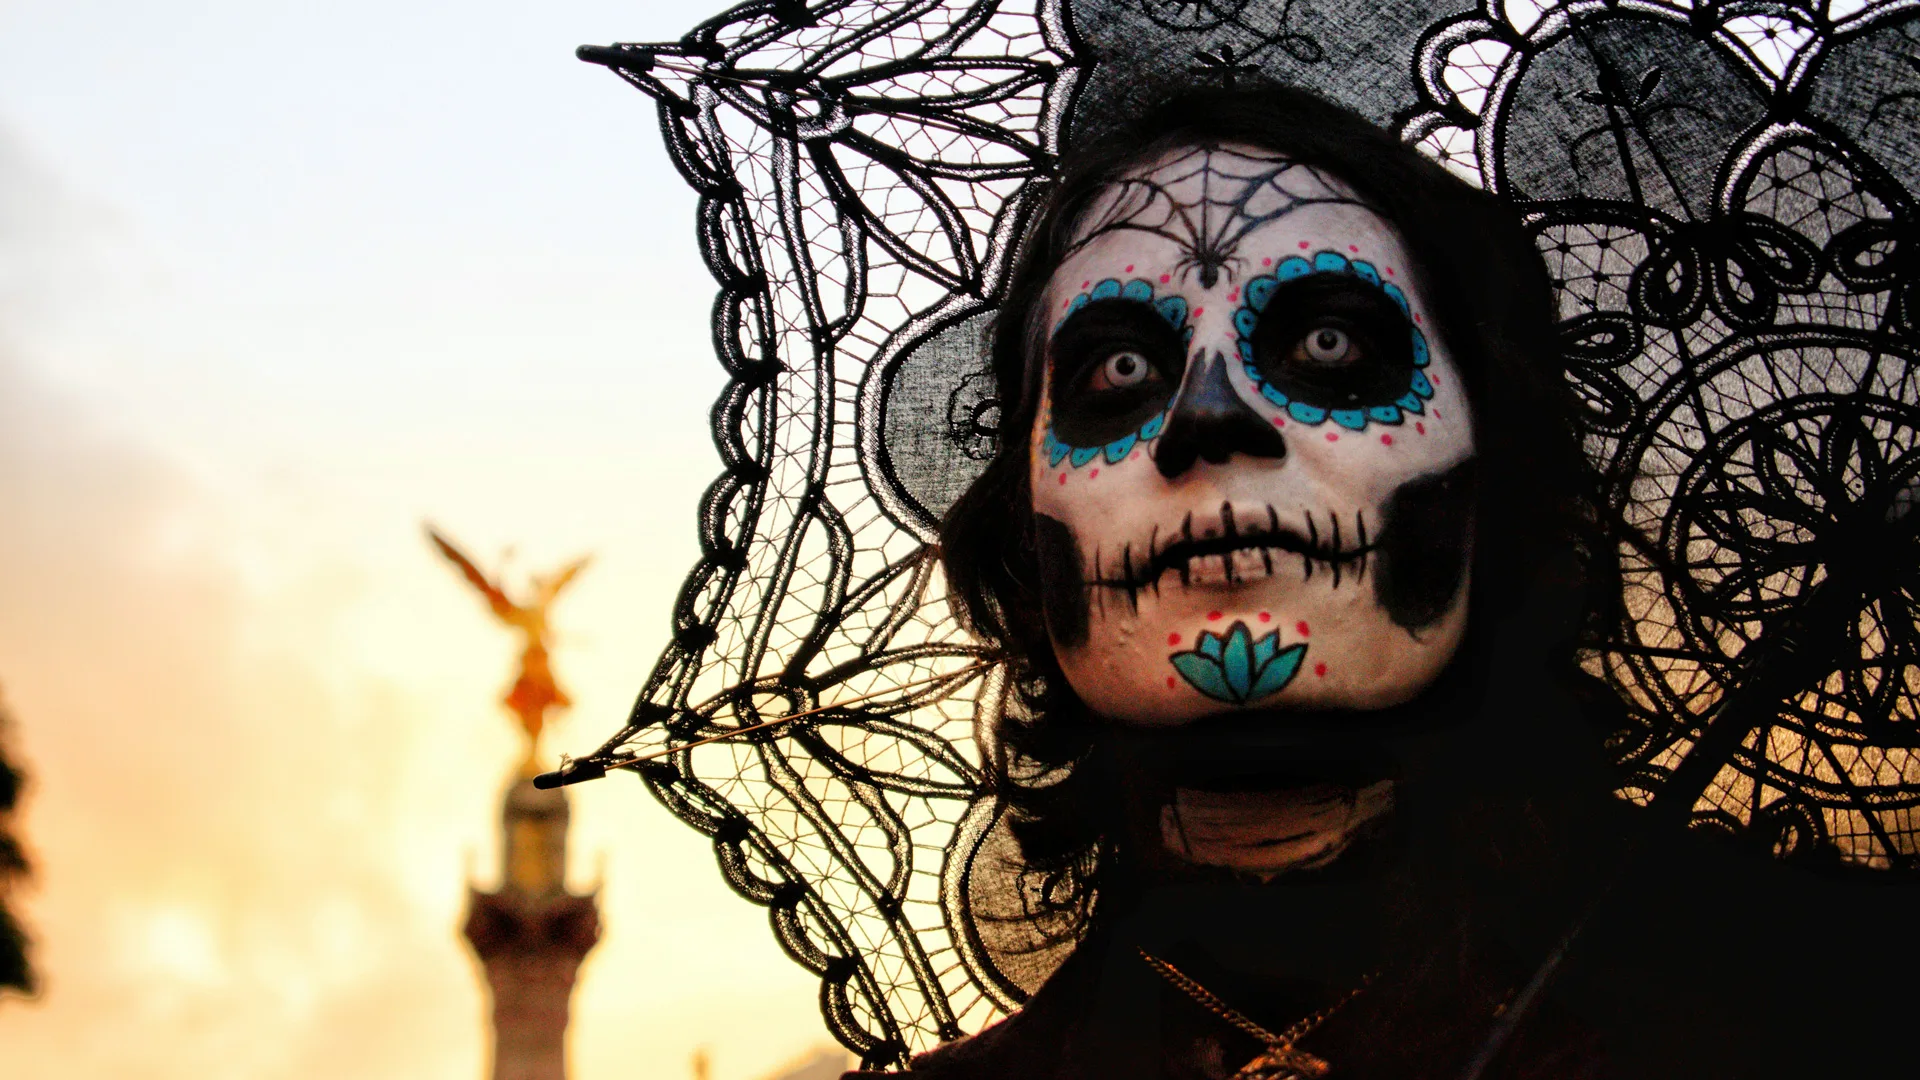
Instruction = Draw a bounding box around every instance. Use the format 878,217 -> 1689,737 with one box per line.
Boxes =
1052,573 -> 1469,726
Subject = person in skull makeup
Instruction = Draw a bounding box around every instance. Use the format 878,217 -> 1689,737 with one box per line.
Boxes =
858,84 -> 1613,1080
846,82 -> 1920,1080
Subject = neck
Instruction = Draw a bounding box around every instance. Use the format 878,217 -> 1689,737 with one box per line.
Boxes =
1160,780 -> 1395,879
1102,718 -> 1410,889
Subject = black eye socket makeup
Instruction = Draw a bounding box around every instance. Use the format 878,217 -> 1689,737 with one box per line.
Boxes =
1246,276 -> 1414,411
1049,298 -> 1189,447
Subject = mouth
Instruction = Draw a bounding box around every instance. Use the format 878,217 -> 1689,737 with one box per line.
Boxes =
1088,501 -> 1375,598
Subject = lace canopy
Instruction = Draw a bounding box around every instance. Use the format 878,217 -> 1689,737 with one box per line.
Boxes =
545,0 -> 1920,1066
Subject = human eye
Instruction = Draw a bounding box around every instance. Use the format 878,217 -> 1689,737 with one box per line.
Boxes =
1246,277 -> 1412,412
1289,324 -> 1362,370
1048,299 -> 1185,446
1087,349 -> 1162,392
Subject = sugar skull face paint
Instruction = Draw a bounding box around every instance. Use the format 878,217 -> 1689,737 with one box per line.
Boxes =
1029,145 -> 1478,725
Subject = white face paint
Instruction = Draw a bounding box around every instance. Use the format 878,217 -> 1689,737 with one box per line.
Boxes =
1029,144 -> 1477,726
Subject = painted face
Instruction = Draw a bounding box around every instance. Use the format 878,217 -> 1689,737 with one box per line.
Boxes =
1029,144 -> 1477,726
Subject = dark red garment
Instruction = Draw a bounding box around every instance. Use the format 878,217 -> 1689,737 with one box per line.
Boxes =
841,815 -> 1919,1080
844,918 -> 1602,1080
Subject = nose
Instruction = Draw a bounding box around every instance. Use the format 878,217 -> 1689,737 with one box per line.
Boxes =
1154,348 -> 1289,478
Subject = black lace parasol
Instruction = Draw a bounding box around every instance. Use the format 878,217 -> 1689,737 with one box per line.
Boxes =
543,0 -> 1920,1067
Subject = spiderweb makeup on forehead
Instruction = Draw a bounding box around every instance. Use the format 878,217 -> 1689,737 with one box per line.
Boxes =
554,0 -> 1920,1067
1066,147 -> 1375,288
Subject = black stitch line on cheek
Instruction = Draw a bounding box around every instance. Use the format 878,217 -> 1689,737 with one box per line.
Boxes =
1220,501 -> 1239,585
1177,513 -> 1194,586
1329,510 -> 1343,589
1148,524 -> 1160,600
1097,546 -> 1106,623
1355,510 -> 1370,584
1302,510 -> 1317,582
1264,505 -> 1280,578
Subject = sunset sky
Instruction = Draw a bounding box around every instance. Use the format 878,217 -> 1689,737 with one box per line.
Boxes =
0,2 -> 845,1077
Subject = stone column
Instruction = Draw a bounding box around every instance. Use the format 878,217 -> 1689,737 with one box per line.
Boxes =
463,775 -> 599,1080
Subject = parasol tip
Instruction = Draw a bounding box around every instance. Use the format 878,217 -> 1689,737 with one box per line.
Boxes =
577,44 -> 652,73
533,758 -> 607,790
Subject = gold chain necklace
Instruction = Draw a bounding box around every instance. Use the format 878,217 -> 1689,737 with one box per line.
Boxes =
1137,947 -> 1373,1080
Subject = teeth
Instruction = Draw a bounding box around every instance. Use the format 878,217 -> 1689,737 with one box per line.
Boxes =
1171,545 -> 1324,587
1188,553 -> 1233,587
1230,547 -> 1271,581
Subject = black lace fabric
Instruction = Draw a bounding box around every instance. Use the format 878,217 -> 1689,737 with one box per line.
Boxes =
559,0 -> 1920,1066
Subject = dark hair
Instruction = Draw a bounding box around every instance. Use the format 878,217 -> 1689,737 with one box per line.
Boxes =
940,83 -> 1599,934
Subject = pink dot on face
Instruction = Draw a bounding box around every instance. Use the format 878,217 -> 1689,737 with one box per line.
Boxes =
1298,241 -> 1311,250
1167,632 -> 1181,646
1263,257 -> 1273,266
1160,273 -> 1171,283
1207,610 -> 1223,621
1081,280 -> 1090,289
1193,307 -> 1204,317
1386,266 -> 1396,276
1063,298 -> 1071,308
1273,416 -> 1286,427
1258,612 -> 1271,623
1325,432 -> 1339,442
1348,244 -> 1359,253
1415,314 -> 1424,324
1167,676 -> 1177,689
1416,421 -> 1426,435
1296,620 -> 1311,636
1314,662 -> 1329,678
1125,264 -> 1134,273
1429,374 -> 1440,387
1130,450 -> 1141,460
1381,434 -> 1394,446
1434,408 -> 1443,419
1058,472 -> 1067,485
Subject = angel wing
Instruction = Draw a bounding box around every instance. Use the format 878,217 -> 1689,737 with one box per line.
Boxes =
427,525 -> 516,622
537,556 -> 593,607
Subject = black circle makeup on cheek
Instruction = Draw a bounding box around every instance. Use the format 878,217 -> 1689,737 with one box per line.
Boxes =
1246,276 -> 1415,411
1048,298 -> 1188,447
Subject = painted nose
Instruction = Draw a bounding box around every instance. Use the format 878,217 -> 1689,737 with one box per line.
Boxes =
1154,348 -> 1289,478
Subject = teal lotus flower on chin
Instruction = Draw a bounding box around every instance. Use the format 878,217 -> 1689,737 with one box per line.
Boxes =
1169,621 -> 1307,705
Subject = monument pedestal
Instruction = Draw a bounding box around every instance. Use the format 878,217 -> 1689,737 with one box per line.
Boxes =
464,775 -> 599,1080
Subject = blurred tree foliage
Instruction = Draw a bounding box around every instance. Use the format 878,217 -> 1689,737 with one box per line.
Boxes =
0,690 -> 31,997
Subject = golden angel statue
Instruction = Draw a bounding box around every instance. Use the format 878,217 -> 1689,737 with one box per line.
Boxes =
428,525 -> 590,758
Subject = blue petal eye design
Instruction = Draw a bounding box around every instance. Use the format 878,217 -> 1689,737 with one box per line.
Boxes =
1045,278 -> 1191,470
1155,295 -> 1189,328
1169,620 -> 1307,704
1234,251 -> 1435,432
1053,277 -> 1191,335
